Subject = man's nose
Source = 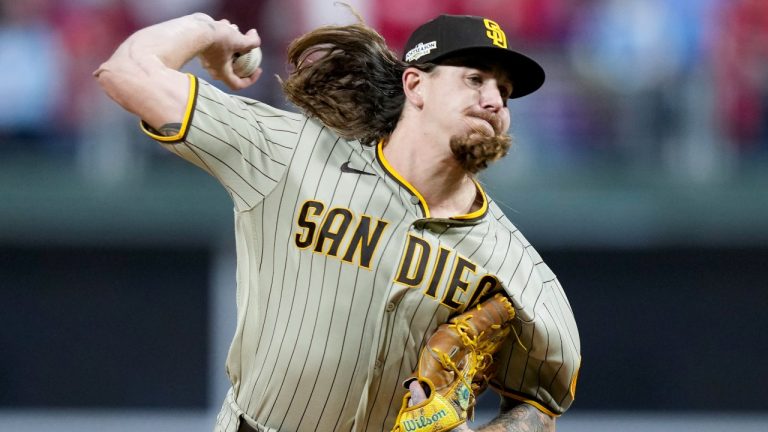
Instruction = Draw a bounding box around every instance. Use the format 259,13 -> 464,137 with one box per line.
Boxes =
481,83 -> 504,112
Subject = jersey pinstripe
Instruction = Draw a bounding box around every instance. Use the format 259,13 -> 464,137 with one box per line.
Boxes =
142,75 -> 580,432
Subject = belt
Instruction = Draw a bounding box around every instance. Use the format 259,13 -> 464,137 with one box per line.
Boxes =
237,418 -> 259,432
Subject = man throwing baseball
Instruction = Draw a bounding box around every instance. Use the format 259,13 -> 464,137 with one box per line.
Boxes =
95,10 -> 580,432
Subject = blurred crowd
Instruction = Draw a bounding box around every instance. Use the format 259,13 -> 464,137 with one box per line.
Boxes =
0,0 -> 766,181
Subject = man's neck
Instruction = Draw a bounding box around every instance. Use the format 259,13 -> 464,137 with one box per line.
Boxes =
384,129 -> 479,219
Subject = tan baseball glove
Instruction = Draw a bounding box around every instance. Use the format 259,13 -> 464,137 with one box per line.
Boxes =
392,292 -> 516,432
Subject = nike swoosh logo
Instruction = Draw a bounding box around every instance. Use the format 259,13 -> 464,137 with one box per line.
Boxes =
340,161 -> 375,176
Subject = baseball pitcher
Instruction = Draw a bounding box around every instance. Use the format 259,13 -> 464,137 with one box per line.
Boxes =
95,10 -> 580,432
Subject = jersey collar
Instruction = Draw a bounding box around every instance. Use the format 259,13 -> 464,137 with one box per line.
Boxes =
375,139 -> 489,222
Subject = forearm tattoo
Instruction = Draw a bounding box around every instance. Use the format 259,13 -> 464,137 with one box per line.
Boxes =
159,123 -> 181,136
476,399 -> 556,432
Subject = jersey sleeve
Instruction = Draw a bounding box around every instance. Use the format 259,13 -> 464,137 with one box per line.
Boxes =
140,74 -> 308,210
489,228 -> 582,416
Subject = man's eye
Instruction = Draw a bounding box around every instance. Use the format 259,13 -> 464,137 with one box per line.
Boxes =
468,75 -> 483,85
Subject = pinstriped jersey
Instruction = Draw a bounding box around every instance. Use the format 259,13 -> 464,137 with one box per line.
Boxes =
142,75 -> 580,432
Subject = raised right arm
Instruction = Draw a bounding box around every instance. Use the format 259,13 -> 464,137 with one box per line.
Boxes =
93,13 -> 262,132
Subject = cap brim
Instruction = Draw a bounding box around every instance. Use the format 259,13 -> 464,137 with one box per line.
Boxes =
431,47 -> 545,99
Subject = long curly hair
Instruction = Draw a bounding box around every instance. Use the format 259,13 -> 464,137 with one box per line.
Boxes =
281,16 -> 417,145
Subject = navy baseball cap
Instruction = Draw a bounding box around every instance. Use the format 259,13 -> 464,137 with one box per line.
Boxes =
402,14 -> 545,99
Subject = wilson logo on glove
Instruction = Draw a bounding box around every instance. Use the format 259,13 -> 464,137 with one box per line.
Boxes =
400,410 -> 448,431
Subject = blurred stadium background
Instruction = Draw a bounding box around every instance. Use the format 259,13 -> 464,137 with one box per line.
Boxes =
1,0 -> 767,430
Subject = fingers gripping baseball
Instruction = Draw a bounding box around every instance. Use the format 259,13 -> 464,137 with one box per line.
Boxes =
199,20 -> 262,89
393,293 -> 516,432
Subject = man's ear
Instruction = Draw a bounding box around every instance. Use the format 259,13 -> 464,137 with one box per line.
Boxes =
402,67 -> 425,108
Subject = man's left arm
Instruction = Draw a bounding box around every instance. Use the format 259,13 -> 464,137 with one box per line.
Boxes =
475,397 -> 555,432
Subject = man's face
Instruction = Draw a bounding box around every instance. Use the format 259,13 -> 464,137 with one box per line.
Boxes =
423,62 -> 512,135
420,61 -> 514,172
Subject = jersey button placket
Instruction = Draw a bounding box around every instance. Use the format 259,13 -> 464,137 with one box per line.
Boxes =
385,302 -> 395,312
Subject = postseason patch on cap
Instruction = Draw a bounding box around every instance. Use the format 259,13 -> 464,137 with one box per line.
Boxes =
404,41 -> 437,62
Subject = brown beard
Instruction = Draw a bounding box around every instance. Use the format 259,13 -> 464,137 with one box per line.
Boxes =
450,113 -> 513,173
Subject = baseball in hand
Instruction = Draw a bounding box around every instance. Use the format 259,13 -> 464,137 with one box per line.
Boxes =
233,47 -> 262,77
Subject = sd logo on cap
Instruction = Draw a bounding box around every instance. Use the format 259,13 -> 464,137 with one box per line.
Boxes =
402,14 -> 545,99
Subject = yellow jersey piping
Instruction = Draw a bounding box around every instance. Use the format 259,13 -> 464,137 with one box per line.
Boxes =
139,73 -> 198,143
376,139 -> 430,218
451,177 -> 488,221
489,384 -> 562,417
375,140 -> 490,221
570,357 -> 581,399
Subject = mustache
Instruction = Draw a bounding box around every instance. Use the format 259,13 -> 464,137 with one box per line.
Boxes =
464,110 -> 506,136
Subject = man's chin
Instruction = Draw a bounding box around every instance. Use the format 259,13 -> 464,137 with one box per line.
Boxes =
471,128 -> 495,139
449,133 -> 513,174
